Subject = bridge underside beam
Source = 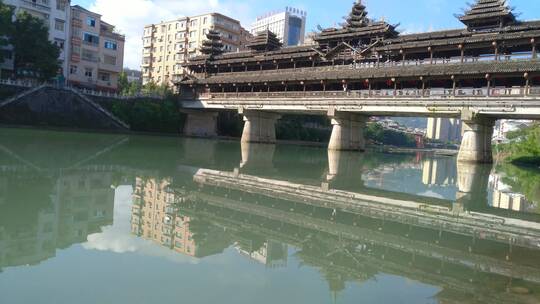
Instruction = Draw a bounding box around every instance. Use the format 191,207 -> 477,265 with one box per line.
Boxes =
328,110 -> 368,151
240,110 -> 281,144
458,112 -> 495,163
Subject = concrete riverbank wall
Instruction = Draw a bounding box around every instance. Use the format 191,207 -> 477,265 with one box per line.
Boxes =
0,86 -> 129,131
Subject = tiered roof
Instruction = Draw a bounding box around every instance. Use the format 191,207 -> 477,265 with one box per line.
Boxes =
346,1 -> 369,29
246,30 -> 282,52
459,0 -> 516,29
314,1 -> 398,44
200,30 -> 224,57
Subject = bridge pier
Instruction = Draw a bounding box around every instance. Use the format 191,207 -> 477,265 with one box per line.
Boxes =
183,110 -> 218,137
240,110 -> 281,144
328,111 -> 368,151
457,112 -> 495,163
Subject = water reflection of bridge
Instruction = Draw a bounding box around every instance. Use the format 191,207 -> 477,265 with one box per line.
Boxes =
174,187 -> 540,303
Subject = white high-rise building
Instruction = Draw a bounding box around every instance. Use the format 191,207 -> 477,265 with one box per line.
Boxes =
2,0 -> 71,77
251,7 -> 307,47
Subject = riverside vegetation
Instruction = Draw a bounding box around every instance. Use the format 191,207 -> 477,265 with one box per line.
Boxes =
496,123 -> 540,167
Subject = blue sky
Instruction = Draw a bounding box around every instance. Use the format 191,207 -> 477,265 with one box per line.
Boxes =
71,0 -> 540,68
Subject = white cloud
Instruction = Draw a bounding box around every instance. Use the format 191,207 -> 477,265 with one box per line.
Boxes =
88,0 -> 256,69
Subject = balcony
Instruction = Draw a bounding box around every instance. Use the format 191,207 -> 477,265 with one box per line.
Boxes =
71,17 -> 83,28
20,0 -> 51,12
82,40 -> 99,48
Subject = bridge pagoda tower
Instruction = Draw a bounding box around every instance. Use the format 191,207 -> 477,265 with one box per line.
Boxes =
458,0 -> 516,30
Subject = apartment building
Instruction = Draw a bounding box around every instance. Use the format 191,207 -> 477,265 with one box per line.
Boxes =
142,13 -> 251,86
2,0 -> 71,77
67,5 -> 125,91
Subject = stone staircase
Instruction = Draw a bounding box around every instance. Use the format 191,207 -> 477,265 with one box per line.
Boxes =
67,87 -> 130,129
0,85 -> 130,130
0,84 -> 47,108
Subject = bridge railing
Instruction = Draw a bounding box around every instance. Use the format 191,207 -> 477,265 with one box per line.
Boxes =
201,86 -> 539,99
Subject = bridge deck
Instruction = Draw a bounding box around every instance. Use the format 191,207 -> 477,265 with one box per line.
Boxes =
184,87 -> 540,118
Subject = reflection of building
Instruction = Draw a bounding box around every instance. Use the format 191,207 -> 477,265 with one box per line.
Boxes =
0,171 -> 114,270
235,240 -> 288,268
131,177 -> 226,257
55,172 -> 115,247
422,157 -> 457,186
250,8 -> 307,46
142,13 -> 251,86
68,5 -> 125,91
489,173 -> 537,213
426,118 -> 462,143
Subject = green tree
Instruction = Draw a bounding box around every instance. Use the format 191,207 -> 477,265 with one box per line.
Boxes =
141,80 -> 173,97
10,12 -> 60,80
128,81 -> 142,95
118,71 -> 129,94
0,0 -> 14,65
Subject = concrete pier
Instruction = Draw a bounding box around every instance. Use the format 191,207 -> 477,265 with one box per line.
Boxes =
328,110 -> 367,151
458,111 -> 495,163
183,111 -> 218,137
240,110 -> 281,144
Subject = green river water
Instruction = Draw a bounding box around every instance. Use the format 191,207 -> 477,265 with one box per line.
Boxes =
0,128 -> 539,304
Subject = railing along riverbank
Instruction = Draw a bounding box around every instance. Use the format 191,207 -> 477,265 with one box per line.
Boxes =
0,79 -> 164,100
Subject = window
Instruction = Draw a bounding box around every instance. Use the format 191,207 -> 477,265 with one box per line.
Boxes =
81,49 -> 98,62
83,33 -> 99,45
103,55 -> 116,65
87,17 -> 96,27
98,72 -> 111,82
203,17 -> 207,24
54,19 -> 65,31
54,39 -> 65,50
84,67 -> 93,77
70,65 -> 78,75
56,0 -> 67,11
189,31 -> 196,38
190,20 -> 197,27
1,50 -> 12,60
104,40 -> 117,50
